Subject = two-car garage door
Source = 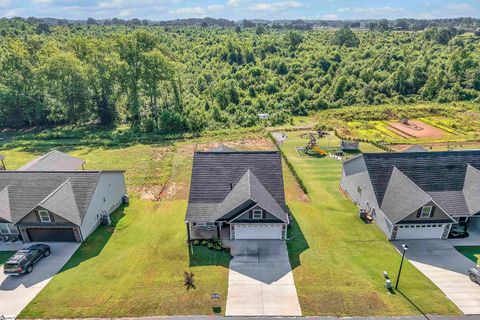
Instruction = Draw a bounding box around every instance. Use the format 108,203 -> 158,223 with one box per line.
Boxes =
394,224 -> 446,240
26,227 -> 77,242
234,224 -> 283,240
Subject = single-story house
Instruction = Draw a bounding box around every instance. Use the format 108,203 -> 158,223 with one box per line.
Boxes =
340,150 -> 480,240
0,151 -> 127,242
185,146 -> 289,240
18,150 -> 85,171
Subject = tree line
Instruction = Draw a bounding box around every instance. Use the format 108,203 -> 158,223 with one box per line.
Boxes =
0,19 -> 479,133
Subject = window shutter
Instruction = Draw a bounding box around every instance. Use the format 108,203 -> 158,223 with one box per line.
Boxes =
35,211 -> 41,222
416,208 -> 422,218
249,211 -> 253,219
430,206 -> 436,218
50,212 -> 55,222
262,211 -> 266,219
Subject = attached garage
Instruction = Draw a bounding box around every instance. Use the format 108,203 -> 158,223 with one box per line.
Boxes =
234,224 -> 284,240
26,227 -> 77,242
393,224 -> 447,240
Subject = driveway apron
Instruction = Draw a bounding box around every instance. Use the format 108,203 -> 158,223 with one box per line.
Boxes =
393,240 -> 480,315
0,242 -> 80,317
225,240 -> 302,316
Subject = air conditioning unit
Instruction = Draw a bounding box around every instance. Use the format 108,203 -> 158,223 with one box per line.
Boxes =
101,212 -> 111,226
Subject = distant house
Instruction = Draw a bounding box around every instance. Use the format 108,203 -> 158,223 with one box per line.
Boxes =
340,150 -> 480,240
341,140 -> 359,151
401,145 -> 428,153
0,151 -> 127,242
18,150 -> 85,171
185,146 -> 289,240
258,113 -> 270,120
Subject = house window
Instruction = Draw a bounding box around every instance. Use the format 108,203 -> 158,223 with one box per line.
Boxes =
420,206 -> 432,218
252,209 -> 263,220
0,223 -> 10,234
38,210 -> 51,223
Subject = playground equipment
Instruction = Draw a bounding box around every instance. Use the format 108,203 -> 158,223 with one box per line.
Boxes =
303,133 -> 327,156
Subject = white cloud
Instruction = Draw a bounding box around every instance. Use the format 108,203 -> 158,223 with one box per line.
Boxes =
30,0 -> 53,4
3,8 -> 20,17
250,1 -> 304,11
445,3 -> 471,11
168,4 -> 224,16
0,0 -> 10,8
338,6 -> 405,14
227,0 -> 240,7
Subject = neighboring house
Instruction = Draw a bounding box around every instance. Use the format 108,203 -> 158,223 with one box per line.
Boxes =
185,146 -> 289,240
341,150 -> 480,240
341,140 -> 359,151
18,150 -> 85,171
0,170 -> 127,242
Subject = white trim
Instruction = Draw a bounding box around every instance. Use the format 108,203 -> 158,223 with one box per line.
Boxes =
38,210 -> 51,223
420,206 -> 433,218
252,209 -> 263,220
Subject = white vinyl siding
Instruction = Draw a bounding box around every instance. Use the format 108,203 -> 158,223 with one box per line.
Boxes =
80,172 -> 127,241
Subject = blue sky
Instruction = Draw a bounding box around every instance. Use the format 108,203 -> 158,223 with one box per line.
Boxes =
1,0 -> 479,20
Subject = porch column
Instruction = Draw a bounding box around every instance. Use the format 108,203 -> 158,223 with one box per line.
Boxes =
217,222 -> 221,238
186,222 -> 191,241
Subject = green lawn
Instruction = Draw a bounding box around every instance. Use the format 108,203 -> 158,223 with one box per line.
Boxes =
455,246 -> 480,265
282,131 -> 460,316
0,251 -> 15,266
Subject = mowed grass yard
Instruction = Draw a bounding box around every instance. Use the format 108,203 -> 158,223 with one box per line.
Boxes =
455,246 -> 480,265
282,131 -> 460,316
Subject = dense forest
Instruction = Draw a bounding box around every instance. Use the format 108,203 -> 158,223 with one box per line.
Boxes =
0,18 -> 479,132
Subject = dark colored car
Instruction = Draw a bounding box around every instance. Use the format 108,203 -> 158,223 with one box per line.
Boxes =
3,244 -> 51,276
469,267 -> 480,284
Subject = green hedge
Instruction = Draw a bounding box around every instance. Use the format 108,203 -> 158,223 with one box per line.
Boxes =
268,132 -> 309,195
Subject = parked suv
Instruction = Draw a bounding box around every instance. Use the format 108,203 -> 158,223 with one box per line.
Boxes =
468,267 -> 480,284
3,244 -> 51,276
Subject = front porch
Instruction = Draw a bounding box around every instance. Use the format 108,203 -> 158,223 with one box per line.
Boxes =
449,224 -> 480,246
187,222 -> 231,241
448,216 -> 480,243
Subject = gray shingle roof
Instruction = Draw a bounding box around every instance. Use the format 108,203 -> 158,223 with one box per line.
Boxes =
361,150 -> 480,219
208,144 -> 237,152
18,150 -> 85,171
464,165 -> 480,215
380,167 -> 432,223
216,170 -> 287,222
402,145 -> 428,153
0,171 -> 101,225
186,151 -> 286,223
363,150 -> 480,206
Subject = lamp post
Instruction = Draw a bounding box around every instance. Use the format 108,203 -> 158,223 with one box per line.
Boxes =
395,244 -> 409,290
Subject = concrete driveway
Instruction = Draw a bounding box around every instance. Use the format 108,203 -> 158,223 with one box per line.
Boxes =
393,240 -> 480,315
225,240 -> 301,316
0,242 -> 80,317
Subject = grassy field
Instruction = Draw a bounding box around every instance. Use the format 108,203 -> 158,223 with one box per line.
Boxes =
455,246 -> 480,265
281,131 -> 460,316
